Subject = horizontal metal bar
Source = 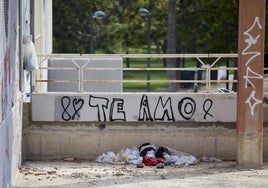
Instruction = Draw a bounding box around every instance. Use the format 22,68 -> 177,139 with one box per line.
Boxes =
39,67 -> 238,71
37,80 -> 79,83
210,67 -> 237,70
37,53 -> 238,59
82,67 -> 206,71
35,53 -> 241,93
39,67 -> 79,70
100,80 -> 239,83
36,79 -> 237,84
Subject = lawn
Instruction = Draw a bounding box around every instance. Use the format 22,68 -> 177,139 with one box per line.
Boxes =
122,55 -> 236,92
123,58 -> 168,91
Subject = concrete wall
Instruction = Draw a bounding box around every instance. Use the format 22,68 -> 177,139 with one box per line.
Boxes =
0,1 -> 52,187
23,119 -> 237,161
0,1 -> 23,187
31,93 -> 237,122
0,102 -> 23,187
23,92 -> 268,162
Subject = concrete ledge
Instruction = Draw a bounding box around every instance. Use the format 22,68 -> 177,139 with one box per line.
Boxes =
22,121 -> 268,161
23,121 -> 237,161
23,92 -> 268,161
32,92 -> 238,122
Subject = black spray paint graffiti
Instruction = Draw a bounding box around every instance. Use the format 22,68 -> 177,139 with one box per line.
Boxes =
138,95 -> 213,121
138,95 -> 153,121
178,97 -> 196,120
88,95 -> 109,121
177,97 -> 214,120
61,96 -> 84,121
60,95 -> 214,122
154,96 -> 174,121
203,99 -> 213,119
88,95 -> 126,122
138,95 -> 176,121
109,98 -> 126,121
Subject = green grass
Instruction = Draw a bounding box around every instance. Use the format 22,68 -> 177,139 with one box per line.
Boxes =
123,71 -> 168,91
122,56 -> 236,92
123,58 -> 168,91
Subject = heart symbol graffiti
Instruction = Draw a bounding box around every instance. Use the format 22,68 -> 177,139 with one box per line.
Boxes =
72,98 -> 84,120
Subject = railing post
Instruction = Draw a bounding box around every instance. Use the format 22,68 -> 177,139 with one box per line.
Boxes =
226,58 -> 229,90
80,60 -> 90,93
78,67 -> 83,92
37,54 -> 239,93
205,65 -> 210,92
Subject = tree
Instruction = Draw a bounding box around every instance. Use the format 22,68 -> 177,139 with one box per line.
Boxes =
52,0 -> 242,55
52,0 -> 169,54
177,0 -> 238,53
166,0 -> 178,92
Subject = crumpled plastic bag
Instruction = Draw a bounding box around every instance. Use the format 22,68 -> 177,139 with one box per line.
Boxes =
23,35 -> 39,71
95,145 -> 199,166
167,148 -> 198,165
95,151 -> 116,163
120,148 -> 142,164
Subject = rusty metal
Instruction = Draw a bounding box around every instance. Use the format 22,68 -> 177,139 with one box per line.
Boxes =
237,0 -> 265,169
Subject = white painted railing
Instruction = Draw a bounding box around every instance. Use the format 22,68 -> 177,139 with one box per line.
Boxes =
36,53 -> 241,93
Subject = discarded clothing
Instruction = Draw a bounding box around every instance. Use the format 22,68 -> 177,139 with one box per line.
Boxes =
95,143 -> 198,166
139,143 -> 157,157
142,156 -> 164,166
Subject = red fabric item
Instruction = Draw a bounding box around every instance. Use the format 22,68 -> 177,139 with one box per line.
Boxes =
142,156 -> 165,166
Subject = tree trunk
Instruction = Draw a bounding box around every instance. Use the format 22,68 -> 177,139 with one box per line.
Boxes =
166,0 -> 177,92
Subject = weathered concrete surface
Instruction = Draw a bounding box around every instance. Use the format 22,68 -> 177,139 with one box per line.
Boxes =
23,92 -> 268,162
22,121 -> 237,161
13,161 -> 268,188
21,122 -> 268,161
0,1 -> 24,187
236,0 -> 265,169
31,93 -> 237,122
1,100 -> 23,188
23,107 -> 268,162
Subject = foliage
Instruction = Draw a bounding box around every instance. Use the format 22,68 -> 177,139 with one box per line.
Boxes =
53,0 -> 240,54
166,0 -> 178,91
177,0 -> 238,53
53,0 -> 167,53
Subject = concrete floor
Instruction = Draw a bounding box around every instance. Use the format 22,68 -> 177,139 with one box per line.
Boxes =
13,161 -> 268,188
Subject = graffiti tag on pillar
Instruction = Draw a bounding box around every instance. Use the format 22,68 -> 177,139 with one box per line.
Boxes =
242,17 -> 262,66
242,17 -> 263,115
243,66 -> 263,89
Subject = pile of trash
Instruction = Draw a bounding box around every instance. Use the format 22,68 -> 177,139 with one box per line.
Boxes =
95,143 -> 198,166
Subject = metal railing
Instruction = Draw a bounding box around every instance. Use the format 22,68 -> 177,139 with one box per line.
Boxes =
36,53 -> 241,93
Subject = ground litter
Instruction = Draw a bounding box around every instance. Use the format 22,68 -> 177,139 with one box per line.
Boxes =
95,143 -> 199,166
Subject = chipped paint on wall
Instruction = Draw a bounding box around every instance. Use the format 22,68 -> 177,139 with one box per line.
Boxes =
0,0 -> 23,187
